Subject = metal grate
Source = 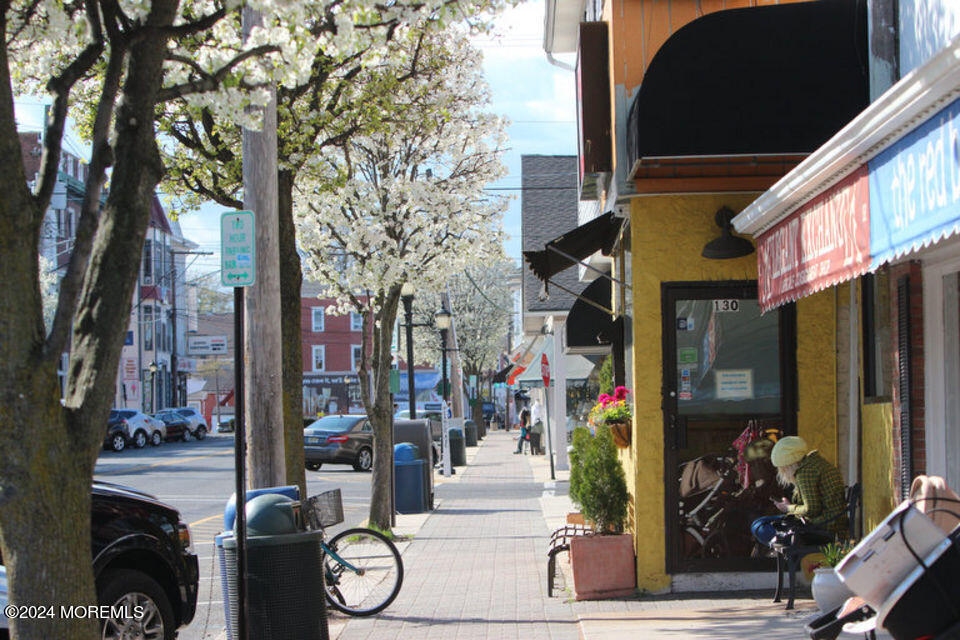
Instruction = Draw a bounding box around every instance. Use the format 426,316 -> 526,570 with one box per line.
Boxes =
303,489 -> 344,530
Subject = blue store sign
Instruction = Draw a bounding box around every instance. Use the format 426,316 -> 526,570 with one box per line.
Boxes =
870,95 -> 960,266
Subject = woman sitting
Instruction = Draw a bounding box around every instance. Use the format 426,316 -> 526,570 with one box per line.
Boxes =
751,435 -> 847,547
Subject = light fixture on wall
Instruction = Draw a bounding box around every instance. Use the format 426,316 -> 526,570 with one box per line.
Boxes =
701,206 -> 755,260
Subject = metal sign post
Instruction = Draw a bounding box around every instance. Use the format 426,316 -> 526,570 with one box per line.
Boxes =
222,211 -> 255,640
441,401 -> 453,477
541,353 -> 555,481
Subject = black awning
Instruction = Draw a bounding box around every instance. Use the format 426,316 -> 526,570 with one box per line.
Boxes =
566,277 -> 614,353
626,0 -> 868,165
522,212 -> 623,283
492,364 -> 513,384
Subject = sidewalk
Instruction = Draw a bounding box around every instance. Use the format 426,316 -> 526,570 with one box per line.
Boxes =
335,429 -> 580,639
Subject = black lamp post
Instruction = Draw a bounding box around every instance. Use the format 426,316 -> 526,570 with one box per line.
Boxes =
401,283 -> 417,419
435,307 -> 452,403
148,361 -> 158,412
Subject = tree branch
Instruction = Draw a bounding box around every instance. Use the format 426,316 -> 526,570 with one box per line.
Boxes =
157,44 -> 279,102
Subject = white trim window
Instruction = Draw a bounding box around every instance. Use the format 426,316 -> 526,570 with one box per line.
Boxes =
351,345 -> 363,372
312,307 -> 325,332
350,311 -> 363,332
311,345 -> 326,372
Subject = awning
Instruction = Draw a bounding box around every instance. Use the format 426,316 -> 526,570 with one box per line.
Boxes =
734,31 -> 960,311
626,0 -> 868,169
565,277 -> 615,354
522,212 -> 623,284
516,336 -> 554,386
505,336 -> 543,386
516,335 -> 597,386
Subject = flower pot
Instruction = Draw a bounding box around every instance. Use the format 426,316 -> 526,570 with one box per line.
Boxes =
607,421 -> 630,448
811,567 -> 854,612
569,533 -> 635,600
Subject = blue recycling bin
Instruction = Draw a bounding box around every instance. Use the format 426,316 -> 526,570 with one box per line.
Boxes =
394,443 -> 427,514
223,484 -> 300,530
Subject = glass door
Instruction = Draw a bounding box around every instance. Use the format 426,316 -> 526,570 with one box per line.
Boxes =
663,282 -> 796,572
940,272 -> 960,490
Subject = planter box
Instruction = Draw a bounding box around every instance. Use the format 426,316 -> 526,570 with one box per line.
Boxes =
566,512 -> 586,525
569,533 -> 635,600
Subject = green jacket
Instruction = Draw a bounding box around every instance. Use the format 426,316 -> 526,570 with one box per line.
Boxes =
787,450 -> 848,536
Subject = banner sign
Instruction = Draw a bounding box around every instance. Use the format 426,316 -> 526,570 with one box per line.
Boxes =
870,95 -> 960,266
756,165 -> 870,311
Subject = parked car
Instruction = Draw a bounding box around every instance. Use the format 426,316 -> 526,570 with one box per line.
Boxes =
173,407 -> 208,440
108,409 -> 165,450
104,420 -> 129,452
0,481 -> 199,640
154,410 -> 191,441
303,415 -> 373,472
216,417 -> 235,433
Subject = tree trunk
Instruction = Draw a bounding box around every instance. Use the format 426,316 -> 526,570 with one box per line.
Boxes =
362,287 -> 402,531
0,3 -> 177,636
278,169 -> 306,498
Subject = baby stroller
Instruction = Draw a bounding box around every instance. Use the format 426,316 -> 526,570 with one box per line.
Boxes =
678,454 -> 739,558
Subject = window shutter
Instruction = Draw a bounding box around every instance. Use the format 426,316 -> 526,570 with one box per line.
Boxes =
897,276 -> 913,501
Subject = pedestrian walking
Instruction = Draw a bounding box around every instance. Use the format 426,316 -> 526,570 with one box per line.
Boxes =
529,398 -> 545,454
514,401 -> 530,454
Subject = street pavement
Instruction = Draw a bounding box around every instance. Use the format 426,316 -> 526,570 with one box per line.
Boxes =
93,432 -> 373,640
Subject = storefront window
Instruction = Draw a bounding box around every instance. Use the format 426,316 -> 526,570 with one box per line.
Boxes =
566,375 -> 600,433
941,271 -> 960,490
675,298 -> 780,416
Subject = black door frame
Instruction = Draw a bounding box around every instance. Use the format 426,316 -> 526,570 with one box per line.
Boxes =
660,280 -> 797,574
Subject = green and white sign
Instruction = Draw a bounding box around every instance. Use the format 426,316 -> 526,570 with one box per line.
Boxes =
221,211 -> 256,287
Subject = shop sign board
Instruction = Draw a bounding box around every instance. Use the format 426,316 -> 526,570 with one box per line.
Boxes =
188,335 -> 228,355
756,165 -> 870,312
869,95 -> 960,266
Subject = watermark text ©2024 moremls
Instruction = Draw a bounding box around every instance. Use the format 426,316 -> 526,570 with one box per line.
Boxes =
4,604 -> 146,621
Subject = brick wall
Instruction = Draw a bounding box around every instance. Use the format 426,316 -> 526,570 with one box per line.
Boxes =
300,297 -> 370,373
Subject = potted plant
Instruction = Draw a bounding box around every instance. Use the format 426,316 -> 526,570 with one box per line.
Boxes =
811,540 -> 856,612
567,424 -> 635,600
588,386 -> 632,448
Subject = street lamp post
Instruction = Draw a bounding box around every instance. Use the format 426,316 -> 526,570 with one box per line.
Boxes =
401,283 -> 417,419
148,361 -> 158,413
435,307 -> 452,403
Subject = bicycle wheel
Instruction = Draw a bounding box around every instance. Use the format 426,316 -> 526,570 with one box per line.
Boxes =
324,527 -> 403,616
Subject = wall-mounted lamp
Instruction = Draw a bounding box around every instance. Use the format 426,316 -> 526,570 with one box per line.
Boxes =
701,206 -> 754,260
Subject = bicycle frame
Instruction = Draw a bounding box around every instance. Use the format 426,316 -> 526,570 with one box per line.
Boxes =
320,539 -> 362,575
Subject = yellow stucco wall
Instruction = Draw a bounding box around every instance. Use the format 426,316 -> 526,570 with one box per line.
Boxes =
628,194 -> 838,591
861,402 -> 896,531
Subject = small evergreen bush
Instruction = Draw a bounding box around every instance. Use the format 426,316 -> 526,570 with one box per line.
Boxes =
569,426 -> 591,507
570,425 -> 628,534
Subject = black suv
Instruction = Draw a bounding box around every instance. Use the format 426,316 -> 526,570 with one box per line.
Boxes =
1,481 -> 199,640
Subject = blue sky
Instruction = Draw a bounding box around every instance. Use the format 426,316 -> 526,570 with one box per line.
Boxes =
16,0 -> 578,275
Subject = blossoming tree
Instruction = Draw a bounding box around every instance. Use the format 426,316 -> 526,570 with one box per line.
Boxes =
296,31 -> 508,530
0,1 -> 340,637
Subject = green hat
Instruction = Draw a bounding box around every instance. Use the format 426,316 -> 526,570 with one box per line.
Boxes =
771,435 -> 808,468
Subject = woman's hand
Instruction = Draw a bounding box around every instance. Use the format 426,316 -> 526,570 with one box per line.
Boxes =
773,498 -> 792,513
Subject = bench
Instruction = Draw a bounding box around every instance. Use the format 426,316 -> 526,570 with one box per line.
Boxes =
547,524 -> 592,596
771,484 -> 860,610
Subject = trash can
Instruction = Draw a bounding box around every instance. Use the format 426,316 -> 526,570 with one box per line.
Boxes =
394,420 -> 434,509
394,443 -> 427,514
448,427 -> 466,466
224,484 -> 301,530
222,494 -> 328,640
477,417 -> 487,440
464,420 -> 478,447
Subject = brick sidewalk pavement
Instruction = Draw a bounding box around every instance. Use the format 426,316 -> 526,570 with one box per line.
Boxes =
337,430 -> 579,640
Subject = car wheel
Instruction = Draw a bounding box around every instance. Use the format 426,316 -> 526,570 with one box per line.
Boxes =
182,428 -> 192,442
194,426 -> 207,441
354,447 -> 373,472
306,462 -> 322,471
133,430 -> 147,449
111,433 -> 126,452
97,568 -> 175,640
150,431 -> 162,446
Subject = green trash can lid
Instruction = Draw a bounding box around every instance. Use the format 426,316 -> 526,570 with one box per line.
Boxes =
240,493 -> 299,537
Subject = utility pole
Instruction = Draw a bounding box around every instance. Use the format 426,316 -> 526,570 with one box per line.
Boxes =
443,289 -> 465,419
242,7 -> 285,489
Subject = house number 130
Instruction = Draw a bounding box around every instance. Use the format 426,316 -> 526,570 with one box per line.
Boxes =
713,299 -> 740,312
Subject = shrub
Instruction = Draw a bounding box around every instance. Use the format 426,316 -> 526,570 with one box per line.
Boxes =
569,426 -> 591,507
571,425 -> 628,534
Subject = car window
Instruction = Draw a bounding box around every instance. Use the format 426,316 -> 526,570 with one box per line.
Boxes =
112,410 -> 136,419
177,409 -> 194,417
359,422 -> 373,432
305,416 -> 361,432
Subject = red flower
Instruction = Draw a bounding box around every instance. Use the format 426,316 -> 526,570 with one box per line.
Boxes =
598,394 -> 612,407
614,386 -> 630,401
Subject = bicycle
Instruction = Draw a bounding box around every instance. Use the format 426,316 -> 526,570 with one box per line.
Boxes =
301,489 -> 404,616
